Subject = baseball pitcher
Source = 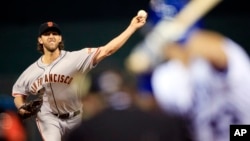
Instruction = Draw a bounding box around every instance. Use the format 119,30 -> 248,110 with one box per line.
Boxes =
12,12 -> 147,141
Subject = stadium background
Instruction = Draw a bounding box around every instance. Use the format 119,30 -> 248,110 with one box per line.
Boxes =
0,0 -> 249,94
0,0 -> 249,140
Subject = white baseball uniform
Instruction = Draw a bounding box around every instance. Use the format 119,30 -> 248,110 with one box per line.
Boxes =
152,38 -> 250,141
12,48 -> 99,141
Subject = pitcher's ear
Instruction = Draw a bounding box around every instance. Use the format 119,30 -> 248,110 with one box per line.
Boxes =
38,37 -> 43,44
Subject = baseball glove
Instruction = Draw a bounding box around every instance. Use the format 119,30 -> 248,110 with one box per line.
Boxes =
18,97 -> 43,119
18,88 -> 44,120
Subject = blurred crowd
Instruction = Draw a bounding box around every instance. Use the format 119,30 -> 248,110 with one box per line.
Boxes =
65,67 -> 192,141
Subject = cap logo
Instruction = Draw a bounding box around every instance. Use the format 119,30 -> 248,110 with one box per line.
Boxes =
47,22 -> 54,27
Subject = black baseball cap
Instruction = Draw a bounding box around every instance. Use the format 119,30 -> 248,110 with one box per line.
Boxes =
38,21 -> 61,36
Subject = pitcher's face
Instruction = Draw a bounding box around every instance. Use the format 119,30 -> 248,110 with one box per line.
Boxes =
38,31 -> 62,53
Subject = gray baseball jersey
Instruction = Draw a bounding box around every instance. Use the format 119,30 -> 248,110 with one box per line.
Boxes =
12,48 -> 98,114
12,48 -> 99,141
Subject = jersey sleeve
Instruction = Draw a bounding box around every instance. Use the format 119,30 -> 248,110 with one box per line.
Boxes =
12,68 -> 33,97
12,60 -> 44,97
69,47 -> 100,73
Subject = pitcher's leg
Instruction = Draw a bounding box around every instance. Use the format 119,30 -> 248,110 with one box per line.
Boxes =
36,112 -> 62,141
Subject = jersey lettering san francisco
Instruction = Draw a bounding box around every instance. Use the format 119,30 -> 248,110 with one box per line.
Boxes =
12,48 -> 99,113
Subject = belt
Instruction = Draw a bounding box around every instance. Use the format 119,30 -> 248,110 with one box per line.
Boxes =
53,110 -> 80,119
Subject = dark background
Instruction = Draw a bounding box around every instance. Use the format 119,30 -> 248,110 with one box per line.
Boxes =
0,0 -> 250,93
0,0 -> 249,23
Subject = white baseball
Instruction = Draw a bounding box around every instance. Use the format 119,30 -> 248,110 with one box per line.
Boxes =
137,10 -> 147,17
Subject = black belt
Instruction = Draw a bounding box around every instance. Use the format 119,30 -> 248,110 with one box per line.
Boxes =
53,110 -> 80,119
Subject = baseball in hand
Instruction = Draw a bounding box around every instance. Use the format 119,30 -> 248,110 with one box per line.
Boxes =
137,10 -> 147,17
